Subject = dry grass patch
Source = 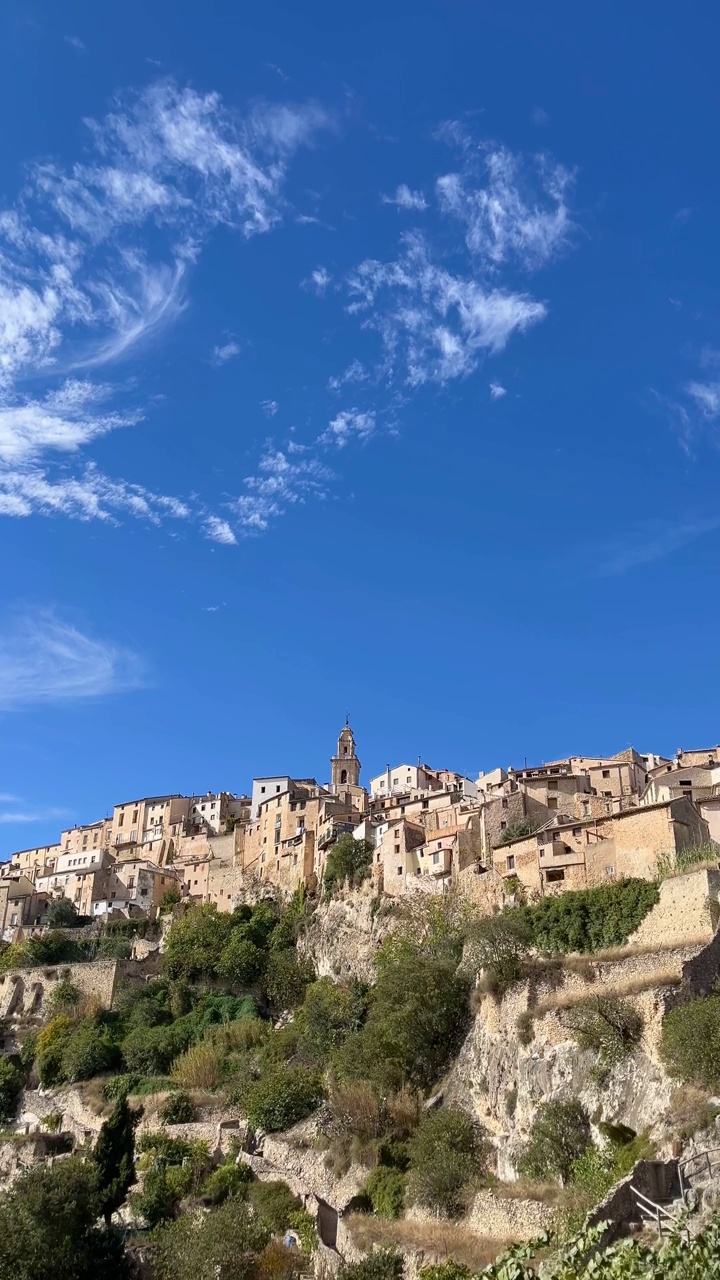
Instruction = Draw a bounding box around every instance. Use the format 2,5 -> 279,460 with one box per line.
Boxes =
172,1042 -> 224,1090
533,967 -> 682,1018
345,1214 -> 512,1270
491,1177 -> 567,1208
667,1087 -> 720,1141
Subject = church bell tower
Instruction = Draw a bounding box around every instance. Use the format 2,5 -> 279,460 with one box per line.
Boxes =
331,717 -> 361,792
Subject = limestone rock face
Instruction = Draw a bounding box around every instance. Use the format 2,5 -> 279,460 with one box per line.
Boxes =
300,888 -> 397,983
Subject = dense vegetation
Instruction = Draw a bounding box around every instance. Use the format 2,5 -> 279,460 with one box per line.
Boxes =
660,991 -> 720,1091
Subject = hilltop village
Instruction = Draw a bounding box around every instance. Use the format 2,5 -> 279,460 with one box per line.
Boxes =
2,721 -> 719,932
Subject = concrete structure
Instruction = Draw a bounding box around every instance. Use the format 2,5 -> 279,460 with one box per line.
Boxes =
369,763 -> 442,799
250,777 -> 292,821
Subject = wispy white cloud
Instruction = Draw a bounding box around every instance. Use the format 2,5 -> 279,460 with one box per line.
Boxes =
320,409 -> 376,448
382,184 -> 427,212
0,805 -> 70,825
212,339 -> 241,365
594,518 -> 720,577
347,231 -> 545,385
489,382 -> 507,399
0,79 -> 332,539
231,444 -> 334,532
327,359 -> 368,392
304,266 -> 331,295
0,610 -> 145,708
435,143 -> 574,272
64,35 -> 87,53
260,399 -> 279,417
204,515 -> 237,544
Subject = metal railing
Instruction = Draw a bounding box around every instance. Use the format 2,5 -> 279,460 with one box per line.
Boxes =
678,1146 -> 720,1201
630,1185 -> 684,1237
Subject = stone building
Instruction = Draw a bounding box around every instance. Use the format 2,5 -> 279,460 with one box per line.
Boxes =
496,795 -> 711,896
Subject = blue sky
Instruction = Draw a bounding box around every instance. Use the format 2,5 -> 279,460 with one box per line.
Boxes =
1,0 -> 720,856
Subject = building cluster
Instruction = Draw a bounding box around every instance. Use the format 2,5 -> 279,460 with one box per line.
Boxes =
2,722 -> 720,940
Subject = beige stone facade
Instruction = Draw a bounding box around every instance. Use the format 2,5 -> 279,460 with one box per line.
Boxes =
497,796 -> 710,896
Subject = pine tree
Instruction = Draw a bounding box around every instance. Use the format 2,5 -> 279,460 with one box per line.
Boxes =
93,1096 -> 142,1226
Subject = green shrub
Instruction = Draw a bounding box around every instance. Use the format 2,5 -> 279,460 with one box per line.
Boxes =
203,1160 -> 251,1205
407,1106 -> 483,1216
660,993 -> 720,1091
46,979 -> 81,1015
0,1058 -> 23,1123
264,949 -> 315,1011
161,886 -> 182,911
158,1092 -> 196,1125
323,835 -> 374,897
147,1196 -> 270,1280
419,1265 -> 474,1280
519,1099 -> 592,1185
122,1023 -> 189,1076
162,905 -> 237,981
62,1022 -> 121,1082
496,820 -> 539,847
243,1064 -> 324,1132
516,879 -> 659,954
566,997 -> 643,1076
95,937 -> 132,961
248,1179 -> 303,1233
339,1249 -> 404,1280
363,1164 -> 406,1219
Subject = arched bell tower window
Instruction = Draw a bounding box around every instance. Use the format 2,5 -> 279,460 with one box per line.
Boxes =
341,769 -> 348,784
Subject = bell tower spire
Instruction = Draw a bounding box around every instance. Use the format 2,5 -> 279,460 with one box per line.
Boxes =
331,718 -> 361,792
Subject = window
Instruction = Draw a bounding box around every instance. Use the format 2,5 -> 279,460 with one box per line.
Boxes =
432,853 -> 439,864
379,781 -> 385,790
548,779 -> 558,790
261,786 -> 266,794
132,810 -> 138,823
341,769 -> 348,784
10,914 -> 17,926
422,799 -> 429,810
602,770 -> 610,779
572,827 -> 581,837
547,797 -> 558,810
118,813 -> 124,828
603,791 -> 612,799
545,868 -> 565,883
393,778 -> 399,786
506,855 -> 515,870
500,820 -> 507,830
606,866 -> 616,879
201,804 -> 206,811
276,785 -> 281,793
539,848 -> 545,857
397,866 -> 403,875
501,798 -> 508,809
394,845 -> 400,855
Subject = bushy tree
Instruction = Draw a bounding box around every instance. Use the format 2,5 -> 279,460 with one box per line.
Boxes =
46,896 -> 78,927
162,905 -> 236,981
519,1099 -> 592,1185
158,1091 -> 196,1125
323,836 -> 374,897
217,934 -> 266,989
0,1156 -> 129,1279
516,879 -> 659,955
465,912 -> 533,995
264,949 -> 315,1011
0,1057 -> 22,1124
149,1197 -> 270,1280
660,993 -> 720,1091
243,1064 -> 324,1132
336,939 -> 472,1092
407,1106 -> 483,1216
298,977 -> 367,1058
496,820 -> 538,847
